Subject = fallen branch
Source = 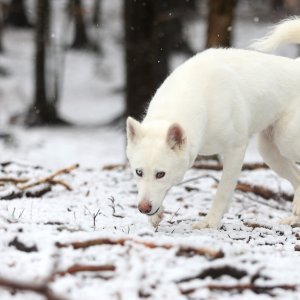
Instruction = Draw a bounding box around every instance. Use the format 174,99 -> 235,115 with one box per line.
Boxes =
243,221 -> 272,230
8,237 -> 38,253
102,163 -> 128,171
295,244 -> 300,251
0,161 -> 42,169
56,237 -> 224,260
0,276 -> 65,300
0,177 -> 29,184
25,184 -> 52,198
53,264 -> 115,278
19,164 -> 79,191
180,283 -> 297,296
48,179 -> 72,191
177,266 -> 247,283
184,176 -> 293,202
0,190 -> 23,200
236,182 -> 293,201
192,162 -> 268,171
0,184 -> 52,200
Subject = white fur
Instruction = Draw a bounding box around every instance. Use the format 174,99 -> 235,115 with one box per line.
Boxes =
250,16 -> 300,52
127,17 -> 300,228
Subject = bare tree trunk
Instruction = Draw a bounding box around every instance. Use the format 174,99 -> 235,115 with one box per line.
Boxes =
272,0 -> 284,11
0,4 -> 4,52
25,0 -> 65,126
162,0 -> 196,55
70,0 -> 90,49
124,0 -> 198,121
206,0 -> 237,48
124,0 -> 169,120
6,0 -> 32,28
92,0 -> 101,26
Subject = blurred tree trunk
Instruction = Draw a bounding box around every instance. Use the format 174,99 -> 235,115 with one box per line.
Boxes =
272,0 -> 284,11
124,1 -> 170,120
124,0 -> 197,121
6,0 -> 32,28
206,0 -> 237,48
93,0 -> 101,26
70,0 -> 90,49
25,0 -> 64,126
0,4 -> 4,52
162,0 -> 196,55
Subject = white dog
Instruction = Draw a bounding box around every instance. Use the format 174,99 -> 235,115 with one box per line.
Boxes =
126,17 -> 300,229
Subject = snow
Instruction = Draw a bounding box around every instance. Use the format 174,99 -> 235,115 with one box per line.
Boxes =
0,1 -> 300,299
0,163 -> 299,299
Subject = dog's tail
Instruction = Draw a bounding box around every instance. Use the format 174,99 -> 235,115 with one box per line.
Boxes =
250,17 -> 300,52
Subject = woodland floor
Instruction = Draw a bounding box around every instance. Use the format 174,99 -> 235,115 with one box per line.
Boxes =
0,160 -> 299,300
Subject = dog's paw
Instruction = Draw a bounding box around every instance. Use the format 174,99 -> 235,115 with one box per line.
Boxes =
193,216 -> 220,230
280,214 -> 300,226
148,207 -> 164,227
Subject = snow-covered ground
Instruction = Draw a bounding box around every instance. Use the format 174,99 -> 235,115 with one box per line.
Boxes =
0,162 -> 299,300
0,1 -> 300,299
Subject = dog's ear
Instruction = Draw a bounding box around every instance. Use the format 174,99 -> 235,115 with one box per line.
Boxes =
166,123 -> 186,150
127,117 -> 142,143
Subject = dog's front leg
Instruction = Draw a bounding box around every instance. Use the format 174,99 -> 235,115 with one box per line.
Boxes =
193,145 -> 247,229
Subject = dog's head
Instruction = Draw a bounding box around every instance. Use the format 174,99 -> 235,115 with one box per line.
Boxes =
126,117 -> 190,217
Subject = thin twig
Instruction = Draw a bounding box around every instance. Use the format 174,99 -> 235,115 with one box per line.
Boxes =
108,196 -> 124,218
84,206 -> 101,230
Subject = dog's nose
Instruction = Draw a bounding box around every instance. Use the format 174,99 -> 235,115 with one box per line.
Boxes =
138,200 -> 152,214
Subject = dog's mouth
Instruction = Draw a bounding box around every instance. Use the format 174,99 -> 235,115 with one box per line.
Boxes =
147,207 -> 160,216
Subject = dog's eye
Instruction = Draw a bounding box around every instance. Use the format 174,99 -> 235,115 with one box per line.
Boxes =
156,171 -> 165,179
136,169 -> 143,177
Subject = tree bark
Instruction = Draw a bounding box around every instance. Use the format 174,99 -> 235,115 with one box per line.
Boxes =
6,0 -> 32,28
124,0 -> 169,120
160,0 -> 196,55
0,4 -> 4,52
70,0 -> 90,49
25,0 -> 64,126
206,0 -> 237,48
124,0 -> 198,121
92,0 -> 101,26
